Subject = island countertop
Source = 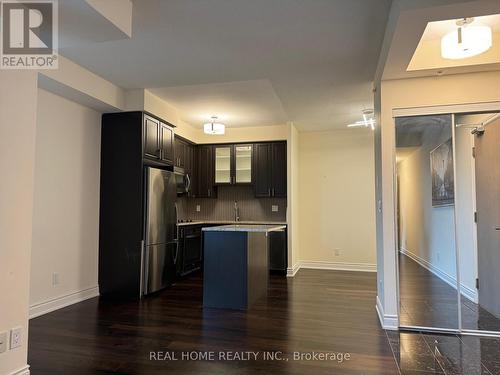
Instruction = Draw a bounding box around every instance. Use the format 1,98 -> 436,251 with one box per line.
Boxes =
202,224 -> 286,233
177,220 -> 287,227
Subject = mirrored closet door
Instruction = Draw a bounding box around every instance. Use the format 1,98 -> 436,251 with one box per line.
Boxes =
395,114 -> 459,331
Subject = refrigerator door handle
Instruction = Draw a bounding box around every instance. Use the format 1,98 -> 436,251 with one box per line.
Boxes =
139,240 -> 145,297
173,242 -> 179,264
185,173 -> 191,193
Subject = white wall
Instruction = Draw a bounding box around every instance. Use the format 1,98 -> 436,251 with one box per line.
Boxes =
298,129 -> 376,270
287,123 -> 300,273
455,121 -> 480,302
30,89 -> 101,316
0,71 -> 38,375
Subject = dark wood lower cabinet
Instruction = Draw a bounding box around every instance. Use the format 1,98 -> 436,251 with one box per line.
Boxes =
269,229 -> 287,272
177,225 -> 203,276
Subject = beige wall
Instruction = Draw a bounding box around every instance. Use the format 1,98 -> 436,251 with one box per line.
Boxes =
298,129 -> 376,268
30,89 -> 101,314
0,71 -> 38,375
196,124 -> 288,144
379,70 -> 500,321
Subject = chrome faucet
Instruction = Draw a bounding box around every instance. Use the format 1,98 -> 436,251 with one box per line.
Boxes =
234,200 -> 240,222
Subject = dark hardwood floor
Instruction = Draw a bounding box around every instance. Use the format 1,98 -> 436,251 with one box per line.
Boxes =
29,270 -> 399,375
399,253 -> 500,332
28,268 -> 500,374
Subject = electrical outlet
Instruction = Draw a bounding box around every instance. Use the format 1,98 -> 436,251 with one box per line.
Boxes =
271,205 -> 279,212
52,272 -> 59,286
0,331 -> 7,353
196,205 -> 201,212
334,249 -> 341,256
9,327 -> 21,349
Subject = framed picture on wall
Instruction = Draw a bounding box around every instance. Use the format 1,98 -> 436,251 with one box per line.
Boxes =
430,138 -> 454,207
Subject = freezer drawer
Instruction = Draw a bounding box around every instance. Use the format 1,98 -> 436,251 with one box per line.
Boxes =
145,243 -> 177,294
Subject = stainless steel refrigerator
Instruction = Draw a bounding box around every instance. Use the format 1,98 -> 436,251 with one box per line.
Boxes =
142,167 -> 177,295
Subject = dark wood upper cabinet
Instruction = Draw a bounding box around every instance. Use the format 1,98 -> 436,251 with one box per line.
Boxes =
160,123 -> 174,164
271,141 -> 287,197
253,141 -> 287,198
185,144 -> 194,174
144,114 -> 174,165
254,143 -> 272,197
174,137 -> 186,168
196,145 -> 216,198
144,115 -> 161,160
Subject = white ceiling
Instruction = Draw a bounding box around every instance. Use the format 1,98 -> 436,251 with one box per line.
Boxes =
380,0 -> 500,80
422,14 -> 500,41
149,79 -> 287,128
60,0 -> 391,131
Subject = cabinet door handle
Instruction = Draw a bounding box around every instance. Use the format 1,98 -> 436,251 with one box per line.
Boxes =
268,188 -> 271,197
208,189 -> 211,197
272,188 -> 275,197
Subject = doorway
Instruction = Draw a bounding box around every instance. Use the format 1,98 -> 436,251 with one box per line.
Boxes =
456,112 -> 500,333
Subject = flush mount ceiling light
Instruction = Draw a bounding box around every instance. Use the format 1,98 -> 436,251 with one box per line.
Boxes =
347,109 -> 376,130
441,18 -> 492,60
203,116 -> 225,135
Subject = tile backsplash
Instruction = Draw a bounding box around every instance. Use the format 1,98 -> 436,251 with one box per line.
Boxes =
177,185 -> 286,222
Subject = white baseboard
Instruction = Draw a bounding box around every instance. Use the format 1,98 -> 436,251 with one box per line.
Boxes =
460,283 -> 478,304
286,263 -> 300,277
29,286 -> 99,319
9,365 -> 30,375
400,249 -> 478,303
376,296 -> 398,330
299,260 -> 376,272
286,261 -> 376,277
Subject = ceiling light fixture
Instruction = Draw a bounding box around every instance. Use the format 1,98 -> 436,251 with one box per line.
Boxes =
203,116 -> 225,135
441,18 -> 492,60
347,109 -> 376,130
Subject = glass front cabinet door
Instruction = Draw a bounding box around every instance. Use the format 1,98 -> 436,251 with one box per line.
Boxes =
214,146 -> 232,184
214,144 -> 253,185
234,144 -> 252,184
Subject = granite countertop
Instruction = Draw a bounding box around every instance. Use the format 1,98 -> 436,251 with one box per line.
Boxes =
202,224 -> 287,233
177,220 -> 287,227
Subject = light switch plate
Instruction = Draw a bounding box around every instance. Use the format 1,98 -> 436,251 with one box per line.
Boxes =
0,331 -> 7,353
196,205 -> 201,212
271,205 -> 279,212
10,327 -> 21,349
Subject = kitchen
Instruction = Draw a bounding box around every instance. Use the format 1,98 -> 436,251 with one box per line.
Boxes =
98,111 -> 288,303
8,1 -> 500,374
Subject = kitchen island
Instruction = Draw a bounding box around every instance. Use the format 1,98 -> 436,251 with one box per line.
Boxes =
202,224 -> 286,310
